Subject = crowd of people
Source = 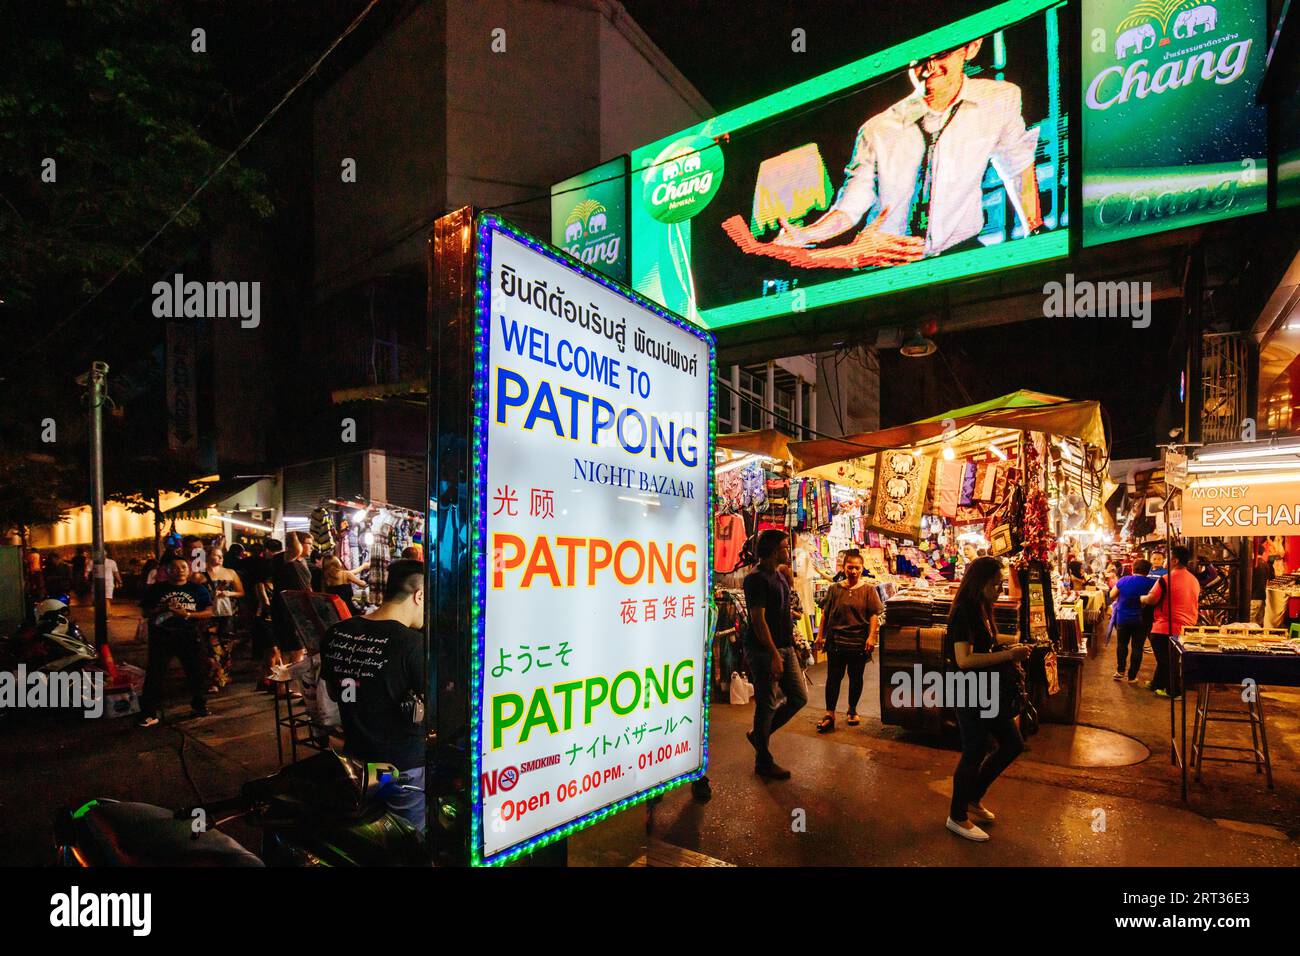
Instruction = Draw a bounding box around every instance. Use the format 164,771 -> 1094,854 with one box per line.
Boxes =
738,529 -> 1208,845
130,531 -> 422,724
132,532 -> 429,834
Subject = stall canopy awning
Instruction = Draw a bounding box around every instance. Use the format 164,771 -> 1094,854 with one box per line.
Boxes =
163,477 -> 266,520
788,391 -> 1106,472
715,428 -> 794,461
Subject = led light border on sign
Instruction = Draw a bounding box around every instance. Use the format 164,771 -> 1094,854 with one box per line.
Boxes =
469,213 -> 717,867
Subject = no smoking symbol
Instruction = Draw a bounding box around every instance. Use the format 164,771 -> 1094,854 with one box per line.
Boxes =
499,766 -> 519,791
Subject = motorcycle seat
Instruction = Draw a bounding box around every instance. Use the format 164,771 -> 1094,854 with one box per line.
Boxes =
74,799 -> 264,867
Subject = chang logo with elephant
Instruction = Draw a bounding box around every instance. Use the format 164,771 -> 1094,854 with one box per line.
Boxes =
1081,0 -> 1268,247
550,156 -> 630,282
561,198 -> 621,271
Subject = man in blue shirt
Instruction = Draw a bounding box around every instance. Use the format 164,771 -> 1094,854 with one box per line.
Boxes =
1109,558 -> 1156,682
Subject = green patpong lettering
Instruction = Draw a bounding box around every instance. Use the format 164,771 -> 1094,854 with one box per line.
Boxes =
490,659 -> 695,749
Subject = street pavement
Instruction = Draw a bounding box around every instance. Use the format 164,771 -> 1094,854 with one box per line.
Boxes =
650,646 -> 1300,866
2,599 -> 1297,866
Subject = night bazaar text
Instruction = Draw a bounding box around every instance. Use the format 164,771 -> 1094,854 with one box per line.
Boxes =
491,659 -> 696,749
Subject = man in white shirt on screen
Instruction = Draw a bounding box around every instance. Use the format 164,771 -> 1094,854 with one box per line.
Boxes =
728,38 -> 1044,269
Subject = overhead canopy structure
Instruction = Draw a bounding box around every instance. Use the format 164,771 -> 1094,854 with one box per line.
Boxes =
790,391 -> 1106,473
785,391 -> 1107,492
715,428 -> 795,462
163,476 -> 269,520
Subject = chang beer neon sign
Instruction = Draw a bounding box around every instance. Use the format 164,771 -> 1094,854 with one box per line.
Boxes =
562,198 -> 622,271
1081,0 -> 1268,246
641,134 -> 725,224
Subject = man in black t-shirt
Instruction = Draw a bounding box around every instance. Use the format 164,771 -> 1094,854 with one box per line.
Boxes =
138,558 -> 214,727
320,560 -> 427,835
742,529 -> 808,780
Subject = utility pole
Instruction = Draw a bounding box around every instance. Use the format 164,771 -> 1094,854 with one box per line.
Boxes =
84,361 -> 110,651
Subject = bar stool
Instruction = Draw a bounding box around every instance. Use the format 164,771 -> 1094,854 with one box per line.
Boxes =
1190,683 -> 1273,788
270,673 -> 335,766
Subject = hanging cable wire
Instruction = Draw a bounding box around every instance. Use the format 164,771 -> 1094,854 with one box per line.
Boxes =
33,0 -> 384,355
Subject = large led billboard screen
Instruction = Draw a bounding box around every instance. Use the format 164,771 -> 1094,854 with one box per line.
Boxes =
630,0 -> 1069,330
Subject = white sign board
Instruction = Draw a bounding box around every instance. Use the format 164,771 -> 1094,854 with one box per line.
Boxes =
470,217 -> 713,865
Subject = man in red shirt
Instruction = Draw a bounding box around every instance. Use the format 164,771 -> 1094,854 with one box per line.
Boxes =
1140,544 -> 1200,699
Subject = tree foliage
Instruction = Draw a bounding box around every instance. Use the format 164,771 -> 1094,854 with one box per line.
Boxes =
0,0 -> 276,529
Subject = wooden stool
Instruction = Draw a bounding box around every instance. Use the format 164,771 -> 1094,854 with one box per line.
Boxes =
1191,683 -> 1273,788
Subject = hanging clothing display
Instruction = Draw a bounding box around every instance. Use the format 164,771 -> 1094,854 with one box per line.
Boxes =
959,461 -> 977,506
309,506 -> 336,555
868,450 -> 932,540
715,513 -> 748,574
937,459 -> 963,518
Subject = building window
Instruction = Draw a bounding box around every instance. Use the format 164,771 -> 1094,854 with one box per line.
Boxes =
716,373 -> 733,432
773,383 -> 794,436
738,369 -> 765,431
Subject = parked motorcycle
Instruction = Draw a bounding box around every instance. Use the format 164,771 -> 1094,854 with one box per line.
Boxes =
3,598 -> 98,674
55,750 -> 427,867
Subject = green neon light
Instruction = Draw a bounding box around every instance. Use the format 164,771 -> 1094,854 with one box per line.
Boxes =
701,231 -> 1067,330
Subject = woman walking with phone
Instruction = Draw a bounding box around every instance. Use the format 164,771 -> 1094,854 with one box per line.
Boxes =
944,556 -> 1031,842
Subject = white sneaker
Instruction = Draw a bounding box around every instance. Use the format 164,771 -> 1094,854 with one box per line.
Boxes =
946,817 -> 989,842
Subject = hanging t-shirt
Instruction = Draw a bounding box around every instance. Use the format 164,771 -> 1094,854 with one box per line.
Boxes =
715,514 -> 747,574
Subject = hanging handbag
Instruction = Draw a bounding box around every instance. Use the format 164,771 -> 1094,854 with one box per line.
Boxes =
987,485 -> 1024,557
214,592 -> 234,618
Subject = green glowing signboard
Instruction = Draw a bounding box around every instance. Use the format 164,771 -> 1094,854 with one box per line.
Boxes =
551,156 -> 630,284
630,0 -> 1069,330
1081,0 -> 1269,245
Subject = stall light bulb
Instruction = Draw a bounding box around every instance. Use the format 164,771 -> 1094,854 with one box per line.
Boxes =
364,531 -> 374,546
989,444 -> 1007,460
942,445 -> 955,461
353,509 -> 366,523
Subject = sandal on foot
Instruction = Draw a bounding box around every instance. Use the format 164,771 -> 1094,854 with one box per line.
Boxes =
816,714 -> 835,733
846,713 -> 861,726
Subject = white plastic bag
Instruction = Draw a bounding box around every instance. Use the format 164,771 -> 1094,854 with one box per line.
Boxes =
729,671 -> 752,705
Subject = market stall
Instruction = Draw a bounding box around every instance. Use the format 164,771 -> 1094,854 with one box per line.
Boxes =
306,497 -> 426,608
787,391 -> 1113,733
711,429 -> 884,700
